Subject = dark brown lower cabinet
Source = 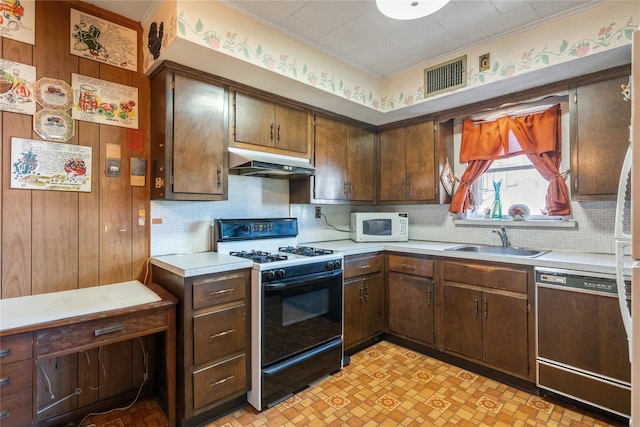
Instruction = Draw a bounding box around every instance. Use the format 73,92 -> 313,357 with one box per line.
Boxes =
386,254 -> 435,346
440,260 -> 532,380
388,272 -> 435,346
152,266 -> 251,426
343,254 -> 384,351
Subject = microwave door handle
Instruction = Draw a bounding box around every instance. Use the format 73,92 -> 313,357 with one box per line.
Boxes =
264,270 -> 342,291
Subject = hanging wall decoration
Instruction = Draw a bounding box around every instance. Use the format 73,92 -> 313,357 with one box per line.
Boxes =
33,108 -> 74,142
0,58 -> 36,115
70,8 -> 138,72
0,0 -> 35,45
34,77 -> 73,110
11,137 -> 92,192
71,73 -> 138,129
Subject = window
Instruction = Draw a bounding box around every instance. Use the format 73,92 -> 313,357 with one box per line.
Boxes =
473,155 -> 549,217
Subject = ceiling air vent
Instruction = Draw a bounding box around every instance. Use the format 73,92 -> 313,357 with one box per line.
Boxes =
424,56 -> 467,97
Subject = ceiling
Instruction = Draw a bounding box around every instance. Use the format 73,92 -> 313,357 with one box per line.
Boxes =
88,0 -> 600,78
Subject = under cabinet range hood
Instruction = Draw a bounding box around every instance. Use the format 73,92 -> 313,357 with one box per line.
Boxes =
228,147 -> 315,178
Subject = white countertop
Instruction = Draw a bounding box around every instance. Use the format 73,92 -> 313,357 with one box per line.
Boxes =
149,240 -> 630,279
0,280 -> 160,332
150,252 -> 254,277
301,240 -> 630,276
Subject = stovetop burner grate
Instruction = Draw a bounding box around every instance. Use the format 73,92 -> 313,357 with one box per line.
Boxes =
229,250 -> 288,263
279,246 -> 335,256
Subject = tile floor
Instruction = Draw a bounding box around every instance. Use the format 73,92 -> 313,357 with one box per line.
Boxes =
86,341 -> 626,427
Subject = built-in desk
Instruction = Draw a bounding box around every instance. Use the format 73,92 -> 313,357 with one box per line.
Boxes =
0,281 -> 177,427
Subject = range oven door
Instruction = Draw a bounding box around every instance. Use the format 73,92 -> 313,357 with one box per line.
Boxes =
262,269 -> 343,366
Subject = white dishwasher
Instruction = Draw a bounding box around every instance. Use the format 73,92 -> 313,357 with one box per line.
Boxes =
535,267 -> 631,419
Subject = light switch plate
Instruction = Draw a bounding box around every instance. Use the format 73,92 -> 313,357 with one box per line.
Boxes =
106,158 -> 121,177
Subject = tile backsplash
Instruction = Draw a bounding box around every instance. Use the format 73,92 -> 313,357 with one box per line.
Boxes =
150,175 -> 289,256
151,175 -> 619,257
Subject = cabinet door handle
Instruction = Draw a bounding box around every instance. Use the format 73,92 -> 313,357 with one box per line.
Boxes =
474,298 -> 479,317
402,264 -> 416,271
210,329 -> 235,339
277,124 -> 281,142
270,123 -> 274,141
209,375 -> 234,388
0,348 -> 10,358
216,167 -> 221,188
364,284 -> 368,301
0,377 -> 10,386
484,297 -> 488,318
0,410 -> 9,420
427,287 -> 432,306
94,324 -> 125,337
210,288 -> 234,296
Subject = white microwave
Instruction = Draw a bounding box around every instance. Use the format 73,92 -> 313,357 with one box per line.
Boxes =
350,212 -> 409,242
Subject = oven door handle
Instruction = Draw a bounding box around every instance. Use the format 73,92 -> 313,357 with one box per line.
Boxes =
264,270 -> 342,291
262,338 -> 343,376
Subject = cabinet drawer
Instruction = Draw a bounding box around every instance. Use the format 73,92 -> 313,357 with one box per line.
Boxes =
387,254 -> 433,277
36,310 -> 167,357
0,333 -> 33,365
443,261 -> 528,293
344,255 -> 383,279
193,354 -> 246,409
193,305 -> 246,365
193,272 -> 247,309
0,359 -> 33,426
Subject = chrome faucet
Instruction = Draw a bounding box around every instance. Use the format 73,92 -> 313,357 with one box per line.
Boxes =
492,226 -> 511,247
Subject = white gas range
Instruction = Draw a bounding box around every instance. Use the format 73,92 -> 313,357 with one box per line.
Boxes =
213,218 -> 344,410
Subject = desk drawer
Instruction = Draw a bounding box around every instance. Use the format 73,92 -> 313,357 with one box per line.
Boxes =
193,305 -> 246,365
387,255 -> 433,277
37,310 -> 166,357
0,359 -> 33,426
193,272 -> 247,309
0,333 -> 33,365
193,354 -> 246,409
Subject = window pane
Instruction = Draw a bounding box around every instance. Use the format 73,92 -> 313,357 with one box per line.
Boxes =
474,156 -> 548,216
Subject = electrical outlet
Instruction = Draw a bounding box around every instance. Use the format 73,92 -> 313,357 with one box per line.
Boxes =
315,206 -> 321,218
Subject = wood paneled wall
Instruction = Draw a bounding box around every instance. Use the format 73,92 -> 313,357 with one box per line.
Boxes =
1,1 -> 151,421
1,0 -> 150,299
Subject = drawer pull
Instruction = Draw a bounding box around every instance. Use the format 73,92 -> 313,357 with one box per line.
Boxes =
358,265 -> 371,270
209,375 -> 234,388
210,288 -> 234,296
210,329 -> 235,339
94,324 -> 125,337
0,410 -> 9,420
0,348 -> 10,358
402,264 -> 416,270
0,377 -> 10,386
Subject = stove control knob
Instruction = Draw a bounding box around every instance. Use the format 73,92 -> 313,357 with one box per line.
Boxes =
265,270 -> 275,281
326,260 -> 341,270
276,269 -> 286,279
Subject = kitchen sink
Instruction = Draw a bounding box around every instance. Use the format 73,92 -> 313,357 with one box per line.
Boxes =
445,245 -> 548,258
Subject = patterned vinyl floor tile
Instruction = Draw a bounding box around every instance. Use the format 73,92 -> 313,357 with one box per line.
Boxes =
88,341 -> 627,427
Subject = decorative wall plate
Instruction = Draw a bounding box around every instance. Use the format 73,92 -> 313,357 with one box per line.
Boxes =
34,78 -> 73,110
34,109 -> 75,142
508,204 -> 530,220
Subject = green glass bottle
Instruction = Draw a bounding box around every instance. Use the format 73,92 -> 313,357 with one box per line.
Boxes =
491,180 -> 502,220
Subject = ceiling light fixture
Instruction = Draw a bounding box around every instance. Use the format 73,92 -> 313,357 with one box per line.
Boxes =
376,0 -> 450,20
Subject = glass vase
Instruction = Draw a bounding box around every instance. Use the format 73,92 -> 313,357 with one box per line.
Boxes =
491,180 -> 503,220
